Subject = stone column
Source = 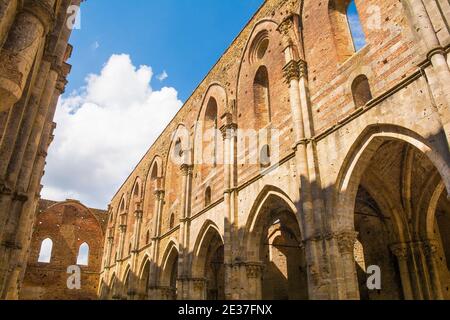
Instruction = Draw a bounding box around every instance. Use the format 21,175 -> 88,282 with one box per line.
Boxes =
148,189 -> 164,297
278,15 -> 330,300
245,262 -> 264,300
423,240 -> 444,300
0,0 -> 56,112
132,201 -> 143,252
336,231 -> 359,300
0,0 -> 19,49
220,115 -> 237,300
390,243 -> 414,300
402,0 -> 450,143
117,224 -> 127,261
178,162 -> 193,300
105,233 -> 114,269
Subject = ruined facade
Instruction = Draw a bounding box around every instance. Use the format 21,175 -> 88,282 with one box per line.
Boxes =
0,0 -> 79,299
98,0 -> 450,300
20,199 -> 107,300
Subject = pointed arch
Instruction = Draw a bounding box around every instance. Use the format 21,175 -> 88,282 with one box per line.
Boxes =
191,220 -> 224,276
334,124 -> 450,232
160,240 -> 179,290
38,238 -> 53,263
76,242 -> 90,266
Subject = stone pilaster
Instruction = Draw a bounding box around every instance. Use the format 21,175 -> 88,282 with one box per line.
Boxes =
278,15 -> 330,300
390,243 -> 414,300
336,231 -> 359,300
220,116 -> 238,300
0,0 -> 19,49
0,0 -> 56,112
423,240 -> 444,300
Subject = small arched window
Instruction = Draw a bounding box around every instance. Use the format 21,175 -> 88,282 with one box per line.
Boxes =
77,242 -> 90,266
169,213 -> 175,229
203,98 -> 218,168
38,238 -> 53,263
260,145 -> 271,168
352,75 -> 372,108
205,187 -> 212,207
253,66 -> 271,130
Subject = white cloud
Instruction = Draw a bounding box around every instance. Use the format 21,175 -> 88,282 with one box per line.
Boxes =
157,70 -> 168,82
41,54 -> 183,209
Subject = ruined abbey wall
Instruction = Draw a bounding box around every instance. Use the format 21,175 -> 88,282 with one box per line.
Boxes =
20,200 -> 107,300
97,0 -> 450,300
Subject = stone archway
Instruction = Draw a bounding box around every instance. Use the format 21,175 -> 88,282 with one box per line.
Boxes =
160,242 -> 179,300
335,126 -> 450,300
192,221 -> 225,300
137,257 -> 151,299
244,187 -> 309,300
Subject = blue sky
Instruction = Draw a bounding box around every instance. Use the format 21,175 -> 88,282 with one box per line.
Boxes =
66,0 -> 265,101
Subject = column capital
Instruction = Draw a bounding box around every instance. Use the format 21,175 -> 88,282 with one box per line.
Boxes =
423,240 -> 439,257
245,262 -> 264,279
153,189 -> 165,200
119,224 -> 127,233
134,201 -> 143,219
390,243 -> 410,260
336,231 -> 358,254
180,164 -> 194,176
283,59 -> 308,83
220,123 -> 238,140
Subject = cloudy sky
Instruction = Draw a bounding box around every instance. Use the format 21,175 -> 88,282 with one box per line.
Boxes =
41,0 -> 264,209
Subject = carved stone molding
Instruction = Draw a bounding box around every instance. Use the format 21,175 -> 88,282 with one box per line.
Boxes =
119,224 -> 127,233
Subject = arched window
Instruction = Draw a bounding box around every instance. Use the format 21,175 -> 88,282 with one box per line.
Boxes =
169,213 -> 175,229
76,242 -> 90,266
329,0 -> 367,63
205,187 -> 212,207
38,238 -> 53,263
203,98 -> 218,168
347,0 -> 366,51
253,66 -> 271,130
352,75 -> 373,108
260,145 -> 271,168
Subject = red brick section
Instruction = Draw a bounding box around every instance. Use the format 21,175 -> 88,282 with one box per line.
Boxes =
19,200 -> 108,300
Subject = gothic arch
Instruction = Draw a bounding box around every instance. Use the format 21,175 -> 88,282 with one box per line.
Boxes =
160,240 -> 179,299
191,220 -> 224,277
242,185 -> 308,300
334,124 -> 450,232
243,185 -> 302,259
